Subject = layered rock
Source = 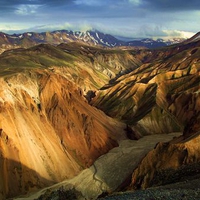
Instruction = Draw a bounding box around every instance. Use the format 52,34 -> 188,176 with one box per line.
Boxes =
88,35 -> 200,193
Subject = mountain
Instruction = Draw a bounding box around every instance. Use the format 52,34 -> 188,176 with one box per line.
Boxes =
0,32 -> 200,199
0,30 -> 185,53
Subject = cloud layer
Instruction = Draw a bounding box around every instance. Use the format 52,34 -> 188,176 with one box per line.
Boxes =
0,0 -> 199,38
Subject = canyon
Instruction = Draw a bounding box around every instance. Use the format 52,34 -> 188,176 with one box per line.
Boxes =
0,32 -> 200,199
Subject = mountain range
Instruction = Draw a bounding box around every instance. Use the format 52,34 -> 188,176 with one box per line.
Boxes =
0,31 -> 200,199
0,29 -> 185,54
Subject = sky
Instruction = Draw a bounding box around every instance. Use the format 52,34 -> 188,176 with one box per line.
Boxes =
0,0 -> 199,39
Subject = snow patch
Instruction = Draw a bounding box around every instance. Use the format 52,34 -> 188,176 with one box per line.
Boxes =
96,32 -> 100,40
9,36 -> 18,39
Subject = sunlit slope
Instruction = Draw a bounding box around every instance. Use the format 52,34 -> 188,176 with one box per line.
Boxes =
0,46 -> 131,198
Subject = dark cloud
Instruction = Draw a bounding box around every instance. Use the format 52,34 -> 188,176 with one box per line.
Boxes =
142,0 -> 200,11
74,0 -> 117,6
1,0 -> 200,15
0,0 -> 74,12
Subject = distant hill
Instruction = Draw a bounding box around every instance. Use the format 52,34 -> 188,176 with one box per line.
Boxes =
0,30 -> 186,53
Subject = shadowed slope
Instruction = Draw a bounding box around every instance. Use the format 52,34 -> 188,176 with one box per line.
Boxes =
92,38 -> 200,136
0,159 -> 53,200
89,35 -> 200,192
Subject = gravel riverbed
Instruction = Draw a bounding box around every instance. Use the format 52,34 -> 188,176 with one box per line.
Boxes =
99,188 -> 200,200
99,177 -> 200,200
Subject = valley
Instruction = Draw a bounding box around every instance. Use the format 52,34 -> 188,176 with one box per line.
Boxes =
0,31 -> 200,199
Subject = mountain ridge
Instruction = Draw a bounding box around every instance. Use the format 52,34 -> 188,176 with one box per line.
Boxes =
0,29 -> 186,54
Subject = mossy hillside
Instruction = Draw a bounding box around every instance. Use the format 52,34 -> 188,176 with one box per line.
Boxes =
0,43 -> 140,93
0,46 -> 76,70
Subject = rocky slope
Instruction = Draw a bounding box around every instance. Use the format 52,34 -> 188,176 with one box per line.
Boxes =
129,133 -> 200,190
0,70 -> 127,199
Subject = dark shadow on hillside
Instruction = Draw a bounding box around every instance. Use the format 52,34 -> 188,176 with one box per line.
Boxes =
101,72 -> 131,90
0,158 -> 55,200
100,65 -> 139,91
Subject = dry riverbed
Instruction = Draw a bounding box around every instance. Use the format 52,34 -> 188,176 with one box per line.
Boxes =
14,132 -> 181,200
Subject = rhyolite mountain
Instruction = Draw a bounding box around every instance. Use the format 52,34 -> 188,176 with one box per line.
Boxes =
0,32 -> 200,199
0,29 -> 185,54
